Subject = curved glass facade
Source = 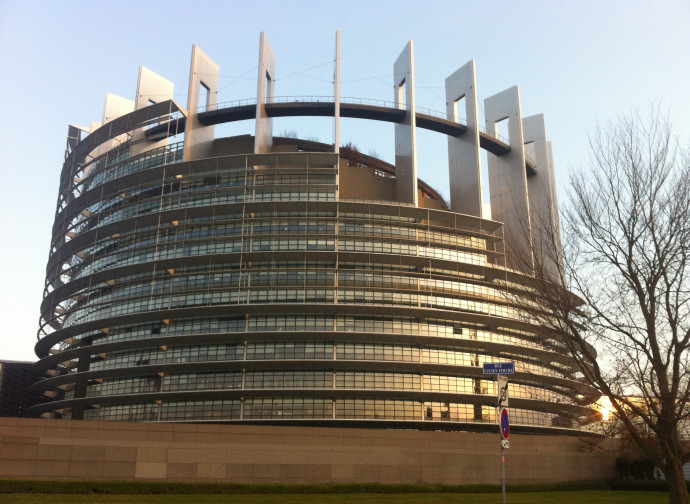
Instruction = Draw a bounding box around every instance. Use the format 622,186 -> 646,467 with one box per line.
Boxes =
30,125 -> 595,433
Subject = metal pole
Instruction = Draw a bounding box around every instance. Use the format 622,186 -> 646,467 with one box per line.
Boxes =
501,445 -> 506,504
498,374 -> 505,504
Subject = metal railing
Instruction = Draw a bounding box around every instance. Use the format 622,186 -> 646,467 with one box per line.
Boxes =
198,96 -> 514,147
202,95 -> 447,118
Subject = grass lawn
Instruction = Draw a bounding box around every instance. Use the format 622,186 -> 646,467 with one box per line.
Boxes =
0,491 -> 671,504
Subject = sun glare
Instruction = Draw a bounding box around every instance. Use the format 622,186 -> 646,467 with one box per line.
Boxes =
597,396 -> 613,421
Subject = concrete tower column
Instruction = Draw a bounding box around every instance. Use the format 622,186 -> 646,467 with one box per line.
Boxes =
183,45 -> 219,161
484,86 -> 533,271
546,141 -> 563,270
334,31 -> 341,155
522,114 -> 562,277
334,31 -> 341,202
523,114 -> 550,215
445,60 -> 482,217
94,93 -> 134,160
255,32 -> 276,154
546,140 -> 561,244
131,67 -> 174,157
393,41 -> 418,206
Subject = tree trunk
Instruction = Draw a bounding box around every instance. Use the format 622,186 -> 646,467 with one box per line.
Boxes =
664,456 -> 688,504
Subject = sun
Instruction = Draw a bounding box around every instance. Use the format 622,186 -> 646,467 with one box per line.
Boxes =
596,396 -> 614,421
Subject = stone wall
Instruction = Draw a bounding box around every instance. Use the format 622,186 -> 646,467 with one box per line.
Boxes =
0,418 -> 618,483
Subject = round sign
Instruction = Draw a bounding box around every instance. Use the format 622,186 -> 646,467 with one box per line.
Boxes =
500,407 -> 510,439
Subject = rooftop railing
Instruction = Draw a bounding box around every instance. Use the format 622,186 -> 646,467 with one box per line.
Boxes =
199,96 -> 511,147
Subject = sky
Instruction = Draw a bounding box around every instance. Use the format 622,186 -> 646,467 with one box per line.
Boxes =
0,0 -> 689,362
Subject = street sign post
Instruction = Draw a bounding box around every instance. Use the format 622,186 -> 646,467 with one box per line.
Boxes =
483,363 -> 514,504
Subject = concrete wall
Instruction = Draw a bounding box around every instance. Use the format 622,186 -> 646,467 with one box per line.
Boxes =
0,418 -> 617,483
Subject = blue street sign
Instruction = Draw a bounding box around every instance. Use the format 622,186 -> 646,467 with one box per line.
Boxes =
482,362 -> 515,375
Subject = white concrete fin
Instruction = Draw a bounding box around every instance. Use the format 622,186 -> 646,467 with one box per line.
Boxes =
255,32 -> 276,154
548,140 -> 564,274
523,114 -> 550,211
96,94 -> 134,159
484,86 -> 533,271
135,67 -> 174,110
446,60 -> 482,216
132,67 -> 175,157
334,31 -> 341,202
184,45 -> 219,161
69,124 -> 90,134
546,141 -> 559,217
334,31 -> 341,155
102,93 -> 135,125
65,124 -> 89,160
523,114 -> 560,277
393,41 -> 418,206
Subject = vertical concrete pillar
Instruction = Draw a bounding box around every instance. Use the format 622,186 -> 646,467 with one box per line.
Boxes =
64,124 -> 89,209
255,32 -> 276,154
393,41 -> 418,206
103,93 -> 135,124
523,114 -> 550,216
94,93 -> 134,160
546,140 -> 560,234
548,140 -> 564,274
134,67 -> 175,110
65,124 -> 85,159
131,67 -> 174,157
334,31 -> 341,155
184,45 -> 219,162
523,114 -> 561,277
334,31 -> 341,202
484,86 -> 533,271
445,60 -> 482,216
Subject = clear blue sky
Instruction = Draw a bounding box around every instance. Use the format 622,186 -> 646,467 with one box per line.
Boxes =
1,0 -> 689,361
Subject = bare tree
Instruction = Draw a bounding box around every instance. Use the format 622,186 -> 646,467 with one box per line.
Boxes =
508,108 -> 690,504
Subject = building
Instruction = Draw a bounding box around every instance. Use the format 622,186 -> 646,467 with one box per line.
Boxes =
28,33 -> 596,435
0,361 -> 45,417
